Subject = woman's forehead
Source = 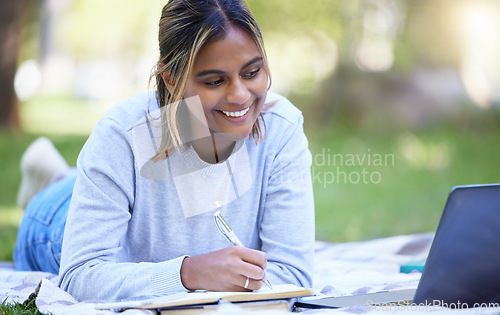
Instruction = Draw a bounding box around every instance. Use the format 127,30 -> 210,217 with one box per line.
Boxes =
193,27 -> 262,72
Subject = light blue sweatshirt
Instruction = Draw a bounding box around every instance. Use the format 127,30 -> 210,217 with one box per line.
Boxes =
58,92 -> 315,302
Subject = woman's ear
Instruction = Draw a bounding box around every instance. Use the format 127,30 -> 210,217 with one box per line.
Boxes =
159,63 -> 175,94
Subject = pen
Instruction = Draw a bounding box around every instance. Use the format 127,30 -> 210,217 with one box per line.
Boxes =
213,211 -> 273,289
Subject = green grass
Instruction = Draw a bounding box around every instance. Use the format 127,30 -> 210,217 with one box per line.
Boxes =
0,131 -> 88,262
0,95 -> 101,261
20,95 -> 109,136
1,293 -> 45,315
308,115 -> 500,242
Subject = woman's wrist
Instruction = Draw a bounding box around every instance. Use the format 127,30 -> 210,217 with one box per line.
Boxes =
180,256 -> 197,291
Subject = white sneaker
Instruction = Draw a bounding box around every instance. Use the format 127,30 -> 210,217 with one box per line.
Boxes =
16,137 -> 69,209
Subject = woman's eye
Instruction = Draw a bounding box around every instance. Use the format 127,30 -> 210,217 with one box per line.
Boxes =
243,68 -> 260,79
204,79 -> 224,87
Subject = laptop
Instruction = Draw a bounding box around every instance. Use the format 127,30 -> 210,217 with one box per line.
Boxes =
296,184 -> 500,309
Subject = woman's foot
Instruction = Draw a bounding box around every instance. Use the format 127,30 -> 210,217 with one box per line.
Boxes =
17,137 -> 69,209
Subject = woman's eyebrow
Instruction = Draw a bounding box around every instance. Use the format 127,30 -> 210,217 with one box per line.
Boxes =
241,56 -> 263,70
195,56 -> 263,77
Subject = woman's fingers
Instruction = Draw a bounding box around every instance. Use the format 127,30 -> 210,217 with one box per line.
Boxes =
230,246 -> 267,280
180,246 -> 268,291
236,246 -> 267,267
239,274 -> 265,291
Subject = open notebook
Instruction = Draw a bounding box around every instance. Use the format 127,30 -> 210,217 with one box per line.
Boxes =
90,284 -> 313,311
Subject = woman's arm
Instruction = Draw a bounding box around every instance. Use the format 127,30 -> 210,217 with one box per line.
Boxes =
58,115 -> 190,301
260,107 -> 315,288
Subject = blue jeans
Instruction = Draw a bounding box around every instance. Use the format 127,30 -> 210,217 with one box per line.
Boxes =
14,169 -> 77,274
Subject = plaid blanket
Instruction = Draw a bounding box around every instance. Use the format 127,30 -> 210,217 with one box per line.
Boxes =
1,234 -> 435,314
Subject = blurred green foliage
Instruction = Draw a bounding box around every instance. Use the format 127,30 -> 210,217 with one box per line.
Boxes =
17,0 -> 471,69
248,0 -> 464,67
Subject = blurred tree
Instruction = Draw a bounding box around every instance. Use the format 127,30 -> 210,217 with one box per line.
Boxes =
248,0 -> 347,53
396,0 -> 462,69
249,0 -> 463,71
0,0 -> 25,129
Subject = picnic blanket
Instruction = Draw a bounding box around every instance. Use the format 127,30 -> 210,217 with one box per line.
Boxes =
1,233 -> 471,314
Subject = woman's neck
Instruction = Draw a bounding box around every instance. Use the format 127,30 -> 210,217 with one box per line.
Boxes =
191,133 -> 235,164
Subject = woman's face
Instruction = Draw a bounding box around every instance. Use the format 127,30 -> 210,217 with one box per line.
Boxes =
183,26 -> 269,141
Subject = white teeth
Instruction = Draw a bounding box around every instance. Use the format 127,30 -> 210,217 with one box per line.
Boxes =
222,106 -> 250,118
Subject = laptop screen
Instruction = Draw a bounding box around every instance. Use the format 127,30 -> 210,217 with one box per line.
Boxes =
413,184 -> 500,307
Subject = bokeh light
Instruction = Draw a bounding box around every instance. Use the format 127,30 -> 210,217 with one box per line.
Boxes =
458,0 -> 500,108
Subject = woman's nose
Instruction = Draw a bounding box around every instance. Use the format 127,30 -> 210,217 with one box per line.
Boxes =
225,79 -> 251,105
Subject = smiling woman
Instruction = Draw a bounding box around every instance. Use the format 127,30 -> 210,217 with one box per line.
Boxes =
14,0 -> 315,304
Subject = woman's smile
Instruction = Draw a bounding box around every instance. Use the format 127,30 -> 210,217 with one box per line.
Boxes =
220,105 -> 251,118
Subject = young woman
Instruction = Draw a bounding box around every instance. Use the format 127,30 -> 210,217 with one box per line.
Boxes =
14,0 -> 314,302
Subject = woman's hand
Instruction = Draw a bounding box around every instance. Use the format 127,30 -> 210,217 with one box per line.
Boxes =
180,246 -> 268,291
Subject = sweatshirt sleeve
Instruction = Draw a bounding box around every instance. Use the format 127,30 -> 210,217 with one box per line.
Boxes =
57,115 -> 188,302
260,112 -> 315,288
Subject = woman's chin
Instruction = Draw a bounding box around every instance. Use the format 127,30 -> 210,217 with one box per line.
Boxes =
211,122 -> 256,142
